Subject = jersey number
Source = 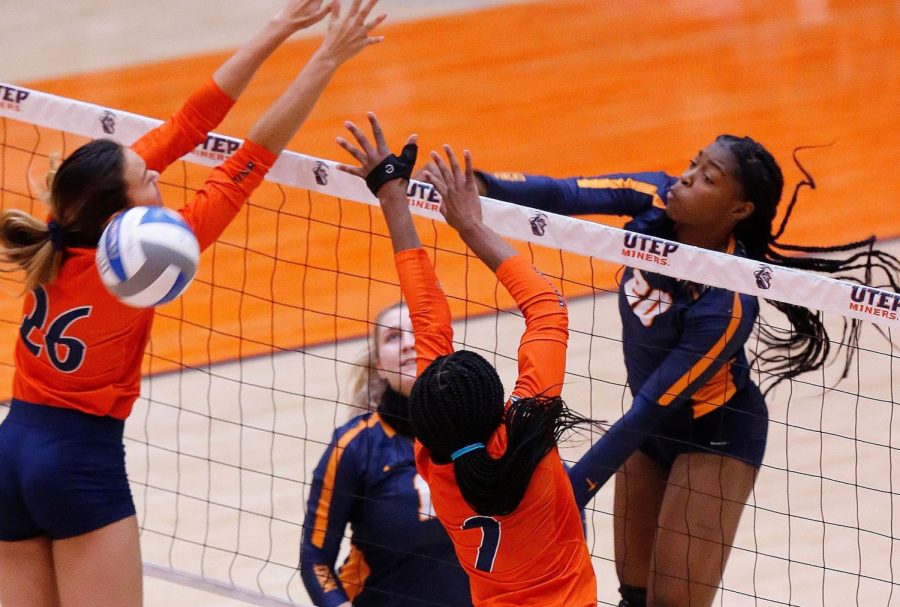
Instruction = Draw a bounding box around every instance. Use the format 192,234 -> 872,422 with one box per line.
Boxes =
624,269 -> 672,327
462,516 -> 501,573
20,286 -> 92,373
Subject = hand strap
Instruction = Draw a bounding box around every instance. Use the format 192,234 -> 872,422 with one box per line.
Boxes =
365,143 -> 418,195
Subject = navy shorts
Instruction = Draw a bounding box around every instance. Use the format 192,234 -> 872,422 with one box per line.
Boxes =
0,400 -> 135,541
639,385 -> 768,470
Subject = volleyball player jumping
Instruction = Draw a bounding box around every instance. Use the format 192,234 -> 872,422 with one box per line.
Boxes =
336,113 -> 597,607
0,2 -> 384,605
469,137 -> 900,606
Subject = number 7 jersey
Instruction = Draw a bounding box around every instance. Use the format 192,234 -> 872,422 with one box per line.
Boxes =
397,248 -> 597,607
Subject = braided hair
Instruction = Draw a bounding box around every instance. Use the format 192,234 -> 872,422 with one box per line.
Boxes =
410,350 -> 592,516
718,135 -> 900,391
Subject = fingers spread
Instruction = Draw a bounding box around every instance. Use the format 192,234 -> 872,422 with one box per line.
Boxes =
464,150 -> 475,183
444,144 -> 462,179
364,12 -> 387,32
359,0 -> 379,20
344,121 -> 376,156
422,170 -> 447,195
337,163 -> 366,177
367,112 -> 388,151
336,136 -> 366,164
431,150 -> 453,185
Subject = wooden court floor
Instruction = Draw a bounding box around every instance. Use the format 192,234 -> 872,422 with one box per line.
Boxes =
4,0 -> 900,605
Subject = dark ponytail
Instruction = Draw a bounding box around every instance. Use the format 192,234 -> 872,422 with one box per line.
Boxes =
0,138 -> 128,290
719,136 -> 900,391
50,138 -> 128,248
410,350 -> 594,516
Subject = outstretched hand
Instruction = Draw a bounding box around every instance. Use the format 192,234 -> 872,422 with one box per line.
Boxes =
271,0 -> 332,34
337,112 -> 417,183
421,146 -> 483,234
316,0 -> 387,65
337,113 -> 421,251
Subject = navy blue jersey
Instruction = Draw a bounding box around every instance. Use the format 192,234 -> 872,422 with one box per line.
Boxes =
301,412 -> 472,607
480,171 -> 766,496
300,406 -> 602,606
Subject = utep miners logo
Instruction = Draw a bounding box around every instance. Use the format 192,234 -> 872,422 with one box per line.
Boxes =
529,212 -> 548,236
0,84 -> 29,112
848,285 -> 900,321
196,134 -> 240,162
313,161 -> 329,186
621,233 -> 678,267
99,111 -> 116,135
406,180 -> 441,213
754,264 -> 773,290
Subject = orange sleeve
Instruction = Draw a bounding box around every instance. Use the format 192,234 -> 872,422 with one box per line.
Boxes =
496,255 -> 569,399
178,139 -> 277,251
130,78 -> 235,173
395,248 -> 453,376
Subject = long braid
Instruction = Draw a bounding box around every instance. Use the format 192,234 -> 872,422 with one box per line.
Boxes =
410,350 -> 598,516
719,135 -> 900,392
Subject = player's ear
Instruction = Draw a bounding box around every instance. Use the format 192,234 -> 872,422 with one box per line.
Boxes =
733,200 -> 754,222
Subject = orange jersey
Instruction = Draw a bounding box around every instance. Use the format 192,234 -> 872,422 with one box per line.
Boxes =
13,79 -> 276,420
395,249 -> 597,607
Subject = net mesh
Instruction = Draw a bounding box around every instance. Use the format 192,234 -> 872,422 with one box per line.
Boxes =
1,87 -> 899,607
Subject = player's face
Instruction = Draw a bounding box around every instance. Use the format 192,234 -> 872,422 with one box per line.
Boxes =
666,141 -> 753,233
122,148 -> 162,207
375,305 -> 416,397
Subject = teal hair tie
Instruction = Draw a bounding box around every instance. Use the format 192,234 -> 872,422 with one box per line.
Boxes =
450,443 -> 485,461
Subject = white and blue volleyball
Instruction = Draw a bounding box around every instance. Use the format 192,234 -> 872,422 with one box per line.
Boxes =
96,206 -> 200,308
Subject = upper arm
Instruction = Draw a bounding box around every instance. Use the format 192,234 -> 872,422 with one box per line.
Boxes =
303,428 -> 364,557
478,171 -> 676,217
395,248 -> 454,375
131,78 -> 235,173
177,140 -> 276,251
637,290 -> 757,408
496,256 -> 569,399
301,424 -> 368,604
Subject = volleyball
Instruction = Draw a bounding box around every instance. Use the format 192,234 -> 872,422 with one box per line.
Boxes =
95,206 -> 200,308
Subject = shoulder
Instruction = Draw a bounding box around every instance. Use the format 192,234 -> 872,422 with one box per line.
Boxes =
330,412 -> 402,452
327,412 -> 381,454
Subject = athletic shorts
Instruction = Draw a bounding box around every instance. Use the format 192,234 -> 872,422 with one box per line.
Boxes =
0,400 -> 135,541
638,384 -> 768,469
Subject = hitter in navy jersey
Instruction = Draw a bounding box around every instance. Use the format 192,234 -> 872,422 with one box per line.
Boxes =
467,135 -> 900,606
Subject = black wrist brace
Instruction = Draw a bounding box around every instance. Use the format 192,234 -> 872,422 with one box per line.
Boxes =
365,143 -> 418,195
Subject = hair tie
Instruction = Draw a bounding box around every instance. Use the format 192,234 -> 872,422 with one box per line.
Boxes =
450,442 -> 485,461
47,220 -> 66,251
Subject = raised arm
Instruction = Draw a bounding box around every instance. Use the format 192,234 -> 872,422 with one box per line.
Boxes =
472,170 -> 677,218
424,147 -> 569,400
179,0 -> 385,250
248,0 -> 385,155
336,113 -> 452,374
212,0 -> 332,99
133,0 -> 335,172
422,146 -> 516,271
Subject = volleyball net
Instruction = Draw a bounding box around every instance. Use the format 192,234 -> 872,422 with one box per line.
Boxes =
1,83 -> 899,606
